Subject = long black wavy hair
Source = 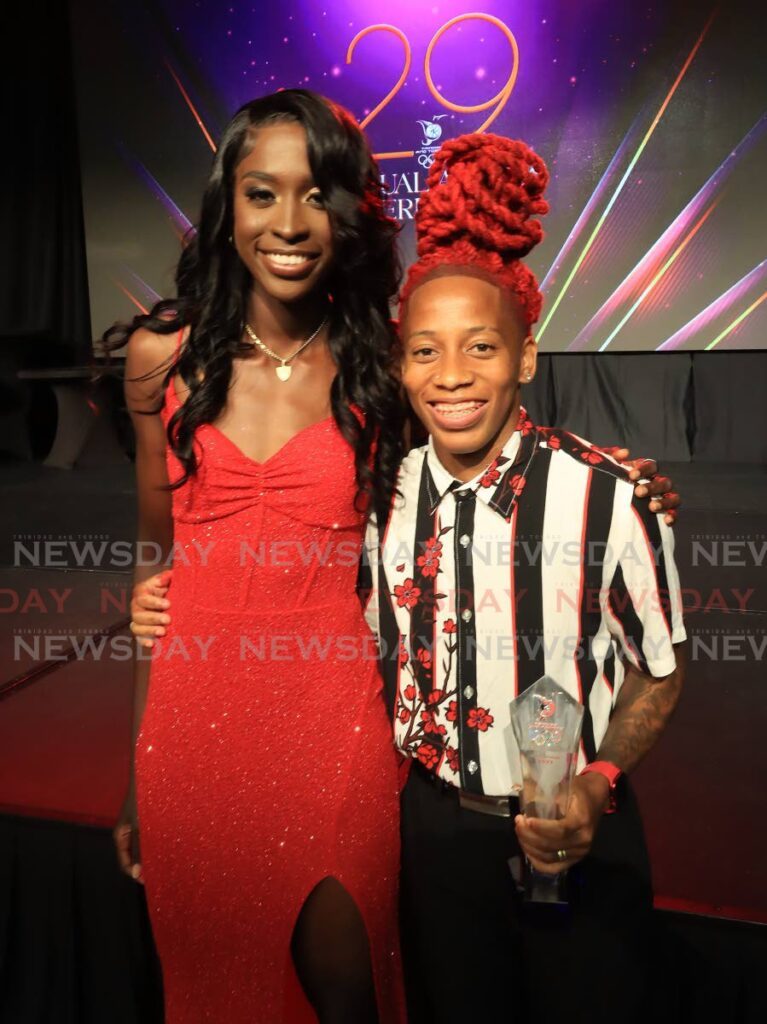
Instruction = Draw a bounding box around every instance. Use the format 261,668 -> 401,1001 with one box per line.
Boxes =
104,89 -> 404,512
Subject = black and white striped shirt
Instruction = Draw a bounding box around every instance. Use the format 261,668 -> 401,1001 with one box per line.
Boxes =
361,410 -> 686,797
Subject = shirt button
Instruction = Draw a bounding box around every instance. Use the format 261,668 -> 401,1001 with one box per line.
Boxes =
459,534 -> 471,547
467,760 -> 479,775
461,609 -> 473,623
463,685 -> 474,699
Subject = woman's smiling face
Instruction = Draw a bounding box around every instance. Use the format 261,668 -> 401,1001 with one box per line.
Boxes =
401,273 -> 537,480
232,121 -> 334,304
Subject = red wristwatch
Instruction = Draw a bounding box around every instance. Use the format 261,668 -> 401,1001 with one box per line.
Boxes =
579,761 -> 623,814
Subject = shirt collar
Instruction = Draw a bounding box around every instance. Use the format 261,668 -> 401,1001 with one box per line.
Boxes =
425,407 -> 539,518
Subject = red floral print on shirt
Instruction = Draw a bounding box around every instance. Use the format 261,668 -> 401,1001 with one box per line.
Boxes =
395,674 -> 458,764
420,708 -> 447,736
517,406 -> 533,436
399,638 -> 409,666
510,474 -> 526,497
416,743 -> 440,770
479,460 -> 501,488
416,647 -> 432,671
446,746 -> 460,774
467,707 -> 494,731
446,700 -> 458,723
393,577 -> 421,609
416,536 -> 443,578
392,521 -> 461,773
580,449 -> 603,466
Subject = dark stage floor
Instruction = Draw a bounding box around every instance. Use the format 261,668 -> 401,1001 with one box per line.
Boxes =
0,457 -> 766,920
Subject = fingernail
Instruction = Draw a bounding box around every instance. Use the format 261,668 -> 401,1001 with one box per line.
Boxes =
131,865 -> 141,879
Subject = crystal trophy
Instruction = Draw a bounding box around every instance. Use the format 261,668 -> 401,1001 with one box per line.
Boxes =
508,675 -> 584,904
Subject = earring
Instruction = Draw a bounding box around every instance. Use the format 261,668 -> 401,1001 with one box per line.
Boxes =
525,372 -> 532,381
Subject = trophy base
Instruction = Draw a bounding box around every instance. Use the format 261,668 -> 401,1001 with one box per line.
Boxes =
523,866 -> 569,906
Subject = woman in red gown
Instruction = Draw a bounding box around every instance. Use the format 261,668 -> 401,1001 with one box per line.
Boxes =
108,90 -> 406,1022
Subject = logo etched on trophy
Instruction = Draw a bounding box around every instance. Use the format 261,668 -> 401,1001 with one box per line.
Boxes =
508,676 -> 584,904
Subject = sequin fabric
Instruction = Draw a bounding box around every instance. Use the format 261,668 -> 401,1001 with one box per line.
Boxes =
135,377 -> 405,1022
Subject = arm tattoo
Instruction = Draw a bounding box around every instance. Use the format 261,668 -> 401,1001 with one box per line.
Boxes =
597,644 -> 686,774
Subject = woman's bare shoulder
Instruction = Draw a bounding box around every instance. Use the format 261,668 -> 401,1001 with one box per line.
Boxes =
126,325 -> 184,370
124,326 -> 185,406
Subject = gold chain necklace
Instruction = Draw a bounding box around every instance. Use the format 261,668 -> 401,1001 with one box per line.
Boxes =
243,317 -> 328,382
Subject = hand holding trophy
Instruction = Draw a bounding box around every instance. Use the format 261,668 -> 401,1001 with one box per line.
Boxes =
508,676 -> 584,904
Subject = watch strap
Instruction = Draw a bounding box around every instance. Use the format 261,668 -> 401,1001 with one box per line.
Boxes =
580,760 -> 623,813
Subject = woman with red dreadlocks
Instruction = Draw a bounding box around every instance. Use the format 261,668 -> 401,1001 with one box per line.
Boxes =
359,132 -> 687,1023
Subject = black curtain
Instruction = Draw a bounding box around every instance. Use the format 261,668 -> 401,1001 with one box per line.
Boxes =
691,352 -> 767,462
0,816 -> 163,1024
523,351 -> 767,464
0,0 -> 91,362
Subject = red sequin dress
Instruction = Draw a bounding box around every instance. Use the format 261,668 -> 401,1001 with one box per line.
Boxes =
135,373 -> 405,1022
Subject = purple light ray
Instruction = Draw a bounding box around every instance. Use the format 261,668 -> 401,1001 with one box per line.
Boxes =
120,147 -> 194,237
566,115 -> 766,351
120,265 -> 162,306
540,115 -> 642,294
656,258 -> 767,351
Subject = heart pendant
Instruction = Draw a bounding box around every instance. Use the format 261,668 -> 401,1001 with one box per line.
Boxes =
275,364 -> 292,382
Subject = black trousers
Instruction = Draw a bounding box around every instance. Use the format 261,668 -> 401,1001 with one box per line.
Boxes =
400,764 -> 663,1024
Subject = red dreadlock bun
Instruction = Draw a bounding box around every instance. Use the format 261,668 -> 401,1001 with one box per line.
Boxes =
401,133 -> 550,325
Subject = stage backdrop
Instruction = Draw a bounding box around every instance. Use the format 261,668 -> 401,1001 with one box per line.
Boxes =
70,0 -> 766,352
